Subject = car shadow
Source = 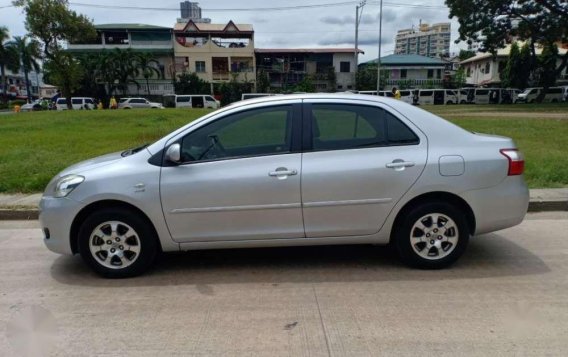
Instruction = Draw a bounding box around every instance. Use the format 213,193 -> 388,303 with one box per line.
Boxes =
50,232 -> 550,287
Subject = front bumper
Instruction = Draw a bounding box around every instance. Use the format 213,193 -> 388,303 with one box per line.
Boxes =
39,196 -> 85,255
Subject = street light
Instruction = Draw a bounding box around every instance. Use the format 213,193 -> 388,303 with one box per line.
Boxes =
376,0 -> 383,93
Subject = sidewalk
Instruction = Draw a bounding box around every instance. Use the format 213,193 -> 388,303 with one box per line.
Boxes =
0,189 -> 566,220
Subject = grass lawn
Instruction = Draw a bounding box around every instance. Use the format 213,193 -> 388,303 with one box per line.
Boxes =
0,104 -> 567,193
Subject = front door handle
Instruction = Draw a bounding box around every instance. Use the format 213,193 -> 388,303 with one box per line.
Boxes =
386,160 -> 415,170
269,167 -> 298,177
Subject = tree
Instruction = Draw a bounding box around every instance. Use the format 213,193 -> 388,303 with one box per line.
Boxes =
458,50 -> 475,61
256,69 -> 270,93
446,0 -> 568,100
43,51 -> 83,107
6,36 -> 41,102
535,42 -> 560,101
108,48 -> 140,95
452,67 -> 466,88
326,66 -> 337,92
356,65 -> 377,91
174,72 -> 210,95
0,27 -> 19,102
294,75 -> 315,93
14,0 -> 96,108
135,53 -> 162,96
502,42 -> 520,89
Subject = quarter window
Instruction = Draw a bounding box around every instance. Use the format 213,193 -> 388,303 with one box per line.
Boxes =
180,105 -> 293,162
310,104 -> 418,151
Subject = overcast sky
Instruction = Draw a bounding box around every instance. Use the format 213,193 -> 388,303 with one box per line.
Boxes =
1,0 -> 466,62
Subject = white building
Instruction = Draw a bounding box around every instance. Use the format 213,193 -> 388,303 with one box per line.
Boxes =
460,43 -> 568,86
394,23 -> 451,58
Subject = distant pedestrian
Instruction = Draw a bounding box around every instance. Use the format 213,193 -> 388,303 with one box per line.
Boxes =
392,87 -> 401,100
109,96 -> 117,109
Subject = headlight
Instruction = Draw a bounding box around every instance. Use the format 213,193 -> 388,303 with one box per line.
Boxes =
54,175 -> 84,198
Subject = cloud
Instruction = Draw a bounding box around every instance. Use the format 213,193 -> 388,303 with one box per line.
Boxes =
321,10 -> 398,26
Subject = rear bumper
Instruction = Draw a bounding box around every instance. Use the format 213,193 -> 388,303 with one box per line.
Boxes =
39,196 -> 84,255
462,176 -> 529,235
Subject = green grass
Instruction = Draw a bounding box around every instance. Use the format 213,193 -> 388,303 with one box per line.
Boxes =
0,104 -> 567,193
0,109 -> 211,193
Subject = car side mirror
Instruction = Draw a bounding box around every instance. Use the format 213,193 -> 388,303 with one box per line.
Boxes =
165,143 -> 181,164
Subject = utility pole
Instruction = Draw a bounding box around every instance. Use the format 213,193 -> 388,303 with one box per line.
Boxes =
354,0 -> 366,90
376,0 -> 383,93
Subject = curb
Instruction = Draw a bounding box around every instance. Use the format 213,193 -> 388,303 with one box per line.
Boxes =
0,200 -> 566,221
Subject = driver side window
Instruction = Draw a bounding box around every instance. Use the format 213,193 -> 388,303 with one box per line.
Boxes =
180,105 -> 293,163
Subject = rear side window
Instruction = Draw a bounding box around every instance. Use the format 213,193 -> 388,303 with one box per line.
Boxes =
476,89 -> 489,95
177,96 -> 190,103
310,104 -> 418,151
420,91 -> 433,97
71,98 -> 82,104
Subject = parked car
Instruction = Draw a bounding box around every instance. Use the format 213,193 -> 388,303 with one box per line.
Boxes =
516,87 -> 564,103
39,94 -> 529,278
118,97 -> 164,109
56,97 -> 95,110
163,94 -> 220,109
20,99 -> 46,112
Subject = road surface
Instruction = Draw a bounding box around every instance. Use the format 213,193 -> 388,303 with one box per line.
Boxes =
1,212 -> 567,356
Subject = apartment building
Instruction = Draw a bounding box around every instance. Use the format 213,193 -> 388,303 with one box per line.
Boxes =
66,23 -> 175,95
394,22 -> 451,58
255,49 -> 361,91
173,20 -> 256,92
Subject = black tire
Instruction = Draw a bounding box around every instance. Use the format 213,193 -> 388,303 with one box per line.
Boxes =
78,208 -> 159,278
393,202 -> 469,269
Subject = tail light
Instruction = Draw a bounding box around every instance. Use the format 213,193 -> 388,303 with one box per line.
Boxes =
500,149 -> 525,176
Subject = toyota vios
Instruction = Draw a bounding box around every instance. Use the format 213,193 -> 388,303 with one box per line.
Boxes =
40,94 -> 529,278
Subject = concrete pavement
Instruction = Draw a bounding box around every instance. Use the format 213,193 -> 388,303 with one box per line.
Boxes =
0,212 -> 567,355
0,188 -> 566,220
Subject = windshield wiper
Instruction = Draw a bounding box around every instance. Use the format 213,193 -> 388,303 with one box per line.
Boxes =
121,143 -> 149,157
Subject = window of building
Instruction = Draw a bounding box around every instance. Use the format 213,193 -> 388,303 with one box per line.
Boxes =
195,61 -> 206,73
485,62 -> 490,74
340,61 -> 350,73
436,69 -> 442,79
401,69 -> 407,78
104,32 -> 129,45
427,69 -> 434,78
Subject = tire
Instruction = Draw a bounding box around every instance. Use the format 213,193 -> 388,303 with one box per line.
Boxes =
78,208 -> 159,278
393,202 -> 469,269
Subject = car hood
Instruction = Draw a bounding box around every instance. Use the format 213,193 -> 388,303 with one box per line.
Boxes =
58,151 -> 125,176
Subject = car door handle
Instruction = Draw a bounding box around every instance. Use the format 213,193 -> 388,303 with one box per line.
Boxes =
268,168 -> 298,177
386,161 -> 415,169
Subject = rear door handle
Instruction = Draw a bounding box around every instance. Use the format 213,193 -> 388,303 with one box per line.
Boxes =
386,160 -> 415,170
268,168 -> 298,177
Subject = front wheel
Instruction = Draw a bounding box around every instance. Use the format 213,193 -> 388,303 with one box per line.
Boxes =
78,208 -> 159,278
393,202 -> 469,269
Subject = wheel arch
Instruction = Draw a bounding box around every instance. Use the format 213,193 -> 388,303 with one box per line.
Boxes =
70,199 -> 162,254
392,191 -> 476,238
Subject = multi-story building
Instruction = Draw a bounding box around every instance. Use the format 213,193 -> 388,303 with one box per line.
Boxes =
173,20 -> 256,92
255,49 -> 362,91
66,23 -> 175,96
394,22 -> 451,58
460,42 -> 568,86
0,68 -> 41,99
360,54 -> 447,89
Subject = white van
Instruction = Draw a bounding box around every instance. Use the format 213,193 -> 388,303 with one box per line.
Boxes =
56,97 -> 95,110
516,87 -> 564,103
163,94 -> 220,109
417,89 -> 459,105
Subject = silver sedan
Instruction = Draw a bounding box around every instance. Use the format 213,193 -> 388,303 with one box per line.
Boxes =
39,94 -> 529,278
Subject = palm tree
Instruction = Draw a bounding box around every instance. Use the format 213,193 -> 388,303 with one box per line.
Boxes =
0,27 -> 19,101
136,53 -> 162,95
109,48 -> 140,96
7,36 -> 41,103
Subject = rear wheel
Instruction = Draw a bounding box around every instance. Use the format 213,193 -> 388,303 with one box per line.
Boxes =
394,202 -> 469,269
78,208 -> 158,278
